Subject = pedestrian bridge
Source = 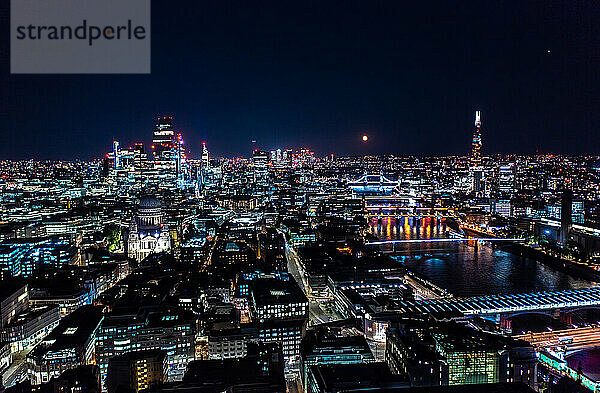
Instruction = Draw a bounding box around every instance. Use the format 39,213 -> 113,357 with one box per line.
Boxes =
400,287 -> 600,316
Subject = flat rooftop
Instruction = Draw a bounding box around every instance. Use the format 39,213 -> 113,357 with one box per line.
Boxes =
250,278 -> 307,306
29,305 -> 103,359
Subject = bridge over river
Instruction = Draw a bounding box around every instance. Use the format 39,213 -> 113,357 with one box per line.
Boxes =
398,287 -> 600,316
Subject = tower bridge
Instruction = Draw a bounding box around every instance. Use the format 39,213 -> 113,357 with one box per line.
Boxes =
348,173 -> 398,195
398,287 -> 600,316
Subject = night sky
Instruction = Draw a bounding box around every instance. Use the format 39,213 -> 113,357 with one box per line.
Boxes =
1,1 -> 599,159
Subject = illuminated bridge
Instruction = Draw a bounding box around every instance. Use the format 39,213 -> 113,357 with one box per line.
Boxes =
364,204 -> 455,218
365,206 -> 451,217
366,238 -> 526,245
348,173 -> 398,195
516,326 -> 600,353
399,287 -> 600,316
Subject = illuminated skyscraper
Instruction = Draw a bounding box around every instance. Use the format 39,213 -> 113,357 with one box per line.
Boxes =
112,140 -> 121,169
152,116 -> 175,160
202,142 -> 210,169
560,189 -> 573,243
471,110 -> 482,168
175,133 -> 185,180
498,162 -> 515,194
470,110 -> 484,193
253,150 -> 269,185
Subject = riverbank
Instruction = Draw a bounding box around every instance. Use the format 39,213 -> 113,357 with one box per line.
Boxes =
403,270 -> 453,300
462,227 -> 600,282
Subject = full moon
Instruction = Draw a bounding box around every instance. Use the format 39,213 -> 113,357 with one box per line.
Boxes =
362,135 -> 368,142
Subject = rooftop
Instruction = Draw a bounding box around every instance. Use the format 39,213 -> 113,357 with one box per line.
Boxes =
29,305 -> 103,359
0,280 -> 27,302
139,196 -> 161,209
250,278 -> 307,307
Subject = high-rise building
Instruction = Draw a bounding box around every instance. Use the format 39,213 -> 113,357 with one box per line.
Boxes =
494,199 -> 512,217
561,190 -> 573,243
498,163 -> 516,194
248,278 -> 308,363
201,142 -> 210,169
471,110 -> 482,168
253,150 -> 269,185
470,110 -> 484,193
175,133 -> 184,179
112,140 -> 121,169
152,117 -> 175,160
283,149 -> 292,163
572,200 -> 585,224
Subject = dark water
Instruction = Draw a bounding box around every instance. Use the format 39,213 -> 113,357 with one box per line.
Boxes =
369,217 -> 593,297
567,349 -> 600,381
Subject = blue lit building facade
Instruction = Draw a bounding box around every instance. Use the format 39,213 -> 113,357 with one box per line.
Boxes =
95,309 -> 195,387
0,237 -> 78,278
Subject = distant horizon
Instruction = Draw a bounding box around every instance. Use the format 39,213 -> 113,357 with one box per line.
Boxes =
2,1 -> 599,159
1,110 -> 599,160
2,149 -> 599,162
2,110 -> 598,161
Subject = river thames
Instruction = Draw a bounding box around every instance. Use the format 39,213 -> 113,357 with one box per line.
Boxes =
369,217 -> 594,297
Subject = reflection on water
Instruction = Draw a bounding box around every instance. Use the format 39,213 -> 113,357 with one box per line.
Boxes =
369,217 -> 592,297
567,349 -> 600,382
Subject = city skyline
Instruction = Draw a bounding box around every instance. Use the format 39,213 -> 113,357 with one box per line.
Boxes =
2,140 -> 600,392
2,1 -> 600,159
2,3 -> 600,392
4,109 -> 600,161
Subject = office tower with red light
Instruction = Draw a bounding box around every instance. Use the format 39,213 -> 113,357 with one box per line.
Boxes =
152,116 -> 175,160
